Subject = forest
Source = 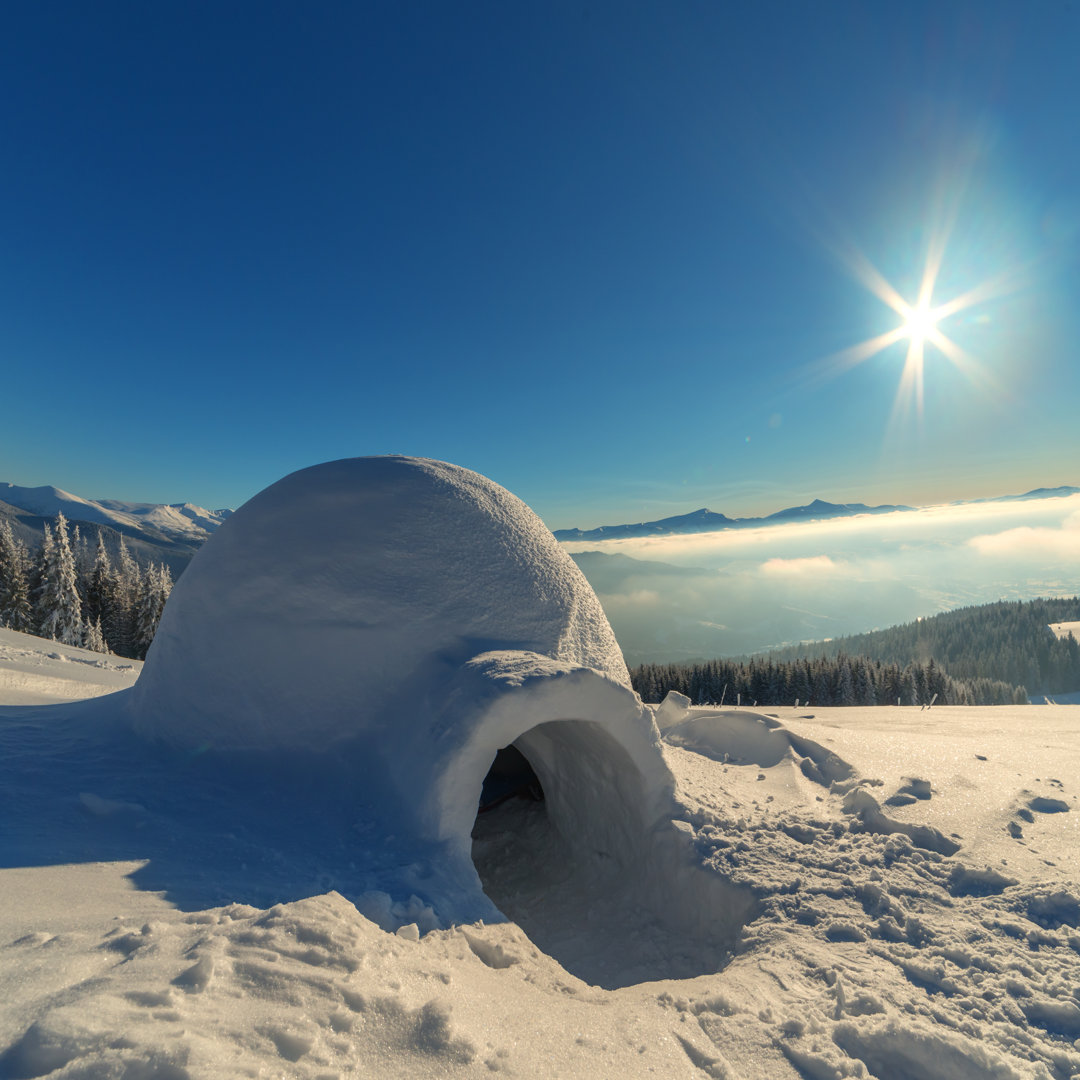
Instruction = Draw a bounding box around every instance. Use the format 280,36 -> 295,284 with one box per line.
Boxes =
0,513 -> 171,660
755,599 -> 1080,694
632,599 -> 1080,706
632,653 -> 1028,707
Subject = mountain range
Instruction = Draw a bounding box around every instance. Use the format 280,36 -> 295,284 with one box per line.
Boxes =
552,487 -> 1080,542
0,483 -> 232,575
552,498 -> 914,541
2,480 -> 1078,578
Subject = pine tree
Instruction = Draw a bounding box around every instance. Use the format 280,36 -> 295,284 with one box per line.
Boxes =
35,513 -> 84,645
71,524 -> 90,609
83,615 -> 109,654
853,658 -> 875,705
812,662 -> 832,706
133,563 -> 172,659
0,518 -> 34,631
900,664 -> 919,706
836,655 -> 855,705
83,532 -> 117,634
105,537 -> 141,658
32,523 -> 55,636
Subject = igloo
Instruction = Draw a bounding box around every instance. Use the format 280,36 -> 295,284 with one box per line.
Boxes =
131,457 -> 752,982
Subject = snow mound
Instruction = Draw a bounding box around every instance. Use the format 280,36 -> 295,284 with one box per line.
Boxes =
127,457 -> 744,951
664,708 -> 854,786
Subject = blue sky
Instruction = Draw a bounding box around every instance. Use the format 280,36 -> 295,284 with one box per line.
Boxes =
3,1 -> 1078,529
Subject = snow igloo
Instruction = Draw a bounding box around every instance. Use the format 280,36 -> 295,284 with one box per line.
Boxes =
131,457 -> 752,984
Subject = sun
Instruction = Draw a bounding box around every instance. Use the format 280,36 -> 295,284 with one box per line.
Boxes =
807,229 -> 1017,426
899,299 -> 941,348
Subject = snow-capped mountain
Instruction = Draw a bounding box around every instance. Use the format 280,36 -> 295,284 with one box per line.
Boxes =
0,483 -> 232,544
553,498 -> 911,541
553,486 -> 1080,541
0,483 -> 233,578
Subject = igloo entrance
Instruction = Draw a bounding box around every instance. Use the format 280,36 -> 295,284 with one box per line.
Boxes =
471,720 -> 755,990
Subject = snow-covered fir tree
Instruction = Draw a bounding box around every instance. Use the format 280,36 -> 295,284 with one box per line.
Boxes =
133,562 -> 173,659
105,537 -> 141,657
35,512 -> 84,645
71,524 -> 90,609
82,614 -> 109,654
0,518 -> 34,631
6,516 -> 177,657
83,532 -> 116,632
32,523 -> 54,629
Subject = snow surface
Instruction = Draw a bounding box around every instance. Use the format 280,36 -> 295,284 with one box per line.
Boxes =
3,458 -> 1080,1078
0,626 -> 141,705
3,668 -> 1079,1077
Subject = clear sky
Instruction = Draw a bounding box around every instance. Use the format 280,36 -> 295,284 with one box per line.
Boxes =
3,1 -> 1078,529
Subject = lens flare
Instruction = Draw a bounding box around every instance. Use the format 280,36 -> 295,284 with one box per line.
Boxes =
806,228 -> 1024,430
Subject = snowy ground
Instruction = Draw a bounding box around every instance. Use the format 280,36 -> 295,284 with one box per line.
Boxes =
0,626 -> 141,705
2,635 -> 1079,1079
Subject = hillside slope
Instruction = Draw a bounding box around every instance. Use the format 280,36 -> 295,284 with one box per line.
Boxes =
753,597 -> 1080,695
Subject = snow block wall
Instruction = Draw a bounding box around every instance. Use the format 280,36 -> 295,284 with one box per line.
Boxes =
130,457 -> 679,925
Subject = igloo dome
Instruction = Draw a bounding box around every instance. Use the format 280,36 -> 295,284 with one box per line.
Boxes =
133,456 -> 631,749
129,457 -> 693,933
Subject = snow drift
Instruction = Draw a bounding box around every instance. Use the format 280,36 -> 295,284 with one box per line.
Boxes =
128,457 -> 745,958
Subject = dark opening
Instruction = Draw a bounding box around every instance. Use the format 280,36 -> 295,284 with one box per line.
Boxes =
477,745 -> 544,815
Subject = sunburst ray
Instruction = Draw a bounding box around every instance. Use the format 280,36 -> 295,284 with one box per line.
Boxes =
807,223 -> 1023,422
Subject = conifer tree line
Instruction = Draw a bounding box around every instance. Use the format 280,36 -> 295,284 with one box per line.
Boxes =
631,653 -> 1029,707
735,598 -> 1080,698
0,513 -> 172,659
632,596 -> 1080,707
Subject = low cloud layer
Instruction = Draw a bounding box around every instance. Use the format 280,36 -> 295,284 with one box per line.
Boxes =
566,494 -> 1080,665
760,555 -> 840,577
967,510 -> 1080,560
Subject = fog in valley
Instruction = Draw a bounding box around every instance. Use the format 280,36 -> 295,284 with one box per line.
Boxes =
567,492 -> 1080,664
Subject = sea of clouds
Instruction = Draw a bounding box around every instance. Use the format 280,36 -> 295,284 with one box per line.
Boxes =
565,493 -> 1080,663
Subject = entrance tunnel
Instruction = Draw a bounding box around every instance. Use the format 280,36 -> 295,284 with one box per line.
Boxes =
469,720 -> 756,989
